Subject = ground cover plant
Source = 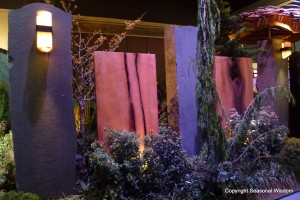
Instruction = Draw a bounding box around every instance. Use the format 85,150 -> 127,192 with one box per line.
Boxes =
0,190 -> 40,200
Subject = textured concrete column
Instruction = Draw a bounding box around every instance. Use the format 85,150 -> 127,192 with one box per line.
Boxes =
165,25 -> 198,156
257,39 -> 289,126
9,3 -> 76,199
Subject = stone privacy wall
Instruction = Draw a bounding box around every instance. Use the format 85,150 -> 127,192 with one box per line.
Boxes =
164,26 -> 254,156
165,25 -> 199,156
9,3 -> 76,199
94,51 -> 158,142
214,56 -> 253,126
256,39 -> 289,126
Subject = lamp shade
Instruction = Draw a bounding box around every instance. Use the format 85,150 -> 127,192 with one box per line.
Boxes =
36,10 -> 52,53
253,63 -> 258,78
281,42 -> 292,59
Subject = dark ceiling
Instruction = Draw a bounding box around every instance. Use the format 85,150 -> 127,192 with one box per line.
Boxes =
77,0 -> 197,25
0,0 -> 258,25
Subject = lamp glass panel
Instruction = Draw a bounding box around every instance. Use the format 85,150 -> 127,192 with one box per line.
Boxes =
282,50 -> 292,59
37,31 -> 52,53
36,10 -> 52,26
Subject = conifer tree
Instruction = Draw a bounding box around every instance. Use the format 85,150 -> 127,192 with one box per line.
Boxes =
196,0 -> 226,164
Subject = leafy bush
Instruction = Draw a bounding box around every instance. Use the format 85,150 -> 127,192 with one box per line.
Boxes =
0,190 -> 40,200
184,105 -> 295,199
0,121 -> 6,137
105,129 -> 140,163
81,104 -> 294,200
86,128 -> 206,200
0,130 -> 15,191
88,146 -> 122,199
140,127 -> 195,197
0,83 -> 9,122
278,137 -> 300,181
216,106 -> 295,197
227,106 -> 287,163
88,129 -> 141,199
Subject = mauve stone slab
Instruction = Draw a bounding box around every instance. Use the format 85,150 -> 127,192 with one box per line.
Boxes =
94,52 -> 158,143
257,39 -> 289,126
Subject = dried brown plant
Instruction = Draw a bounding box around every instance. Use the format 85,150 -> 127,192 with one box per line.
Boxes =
108,14 -> 144,51
59,0 -> 142,145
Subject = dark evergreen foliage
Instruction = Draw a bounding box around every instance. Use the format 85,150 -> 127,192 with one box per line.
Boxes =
0,83 -> 9,122
87,128 -> 205,199
196,0 -> 226,164
278,137 -> 300,181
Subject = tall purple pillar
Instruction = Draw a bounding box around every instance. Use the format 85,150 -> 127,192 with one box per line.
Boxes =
165,25 -> 198,156
9,3 -> 76,198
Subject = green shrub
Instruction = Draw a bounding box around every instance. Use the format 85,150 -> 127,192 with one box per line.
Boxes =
0,121 -> 6,137
278,137 -> 300,181
88,129 -> 141,199
88,146 -> 122,199
84,106 -> 294,200
0,83 -> 9,122
0,131 -> 15,191
87,128 -> 206,200
227,106 -> 288,165
0,190 -> 40,200
104,129 -> 140,163
200,106 -> 296,199
140,126 -> 195,197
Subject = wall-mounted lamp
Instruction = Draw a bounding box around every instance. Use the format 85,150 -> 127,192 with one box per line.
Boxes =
36,10 -> 52,53
253,63 -> 258,78
280,41 -> 292,59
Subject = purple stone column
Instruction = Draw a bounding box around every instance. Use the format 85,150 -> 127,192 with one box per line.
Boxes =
9,3 -> 76,198
165,25 -> 198,156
